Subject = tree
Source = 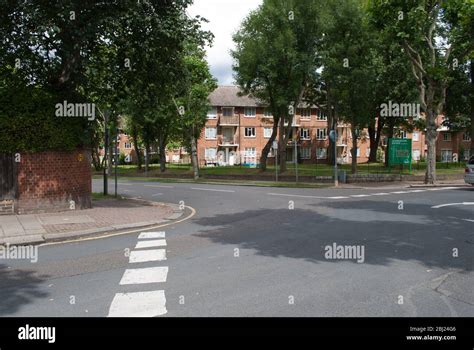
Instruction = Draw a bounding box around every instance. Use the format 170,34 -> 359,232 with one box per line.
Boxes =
320,0 -> 375,174
174,44 -> 217,180
370,0 -> 474,183
233,0 -> 323,172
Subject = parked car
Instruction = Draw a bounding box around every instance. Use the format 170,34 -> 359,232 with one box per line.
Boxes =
465,156 -> 474,185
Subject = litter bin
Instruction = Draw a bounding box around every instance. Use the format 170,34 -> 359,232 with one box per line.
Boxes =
337,170 -> 347,183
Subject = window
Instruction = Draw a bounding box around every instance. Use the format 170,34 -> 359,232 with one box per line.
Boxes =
300,128 -> 310,140
205,148 -> 217,160
301,147 -> 311,159
350,148 -> 360,157
397,130 -> 407,139
413,149 -> 421,161
244,107 -> 256,117
263,127 -> 273,138
124,142 -> 132,149
317,148 -> 327,159
443,133 -> 451,141
463,149 -> 471,161
207,107 -> 217,119
316,128 -> 327,140
222,107 -> 234,117
463,132 -> 471,141
300,109 -> 311,119
317,110 -> 328,121
264,109 -> 273,118
244,127 -> 256,138
366,148 -> 370,157
413,132 -> 419,141
441,149 -> 453,162
205,127 -> 217,139
244,147 -> 256,157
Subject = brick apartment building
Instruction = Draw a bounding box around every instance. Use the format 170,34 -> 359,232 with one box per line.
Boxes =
111,86 -> 471,167
112,133 -> 189,165
197,86 -> 472,167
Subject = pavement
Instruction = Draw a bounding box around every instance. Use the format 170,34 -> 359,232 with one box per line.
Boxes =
0,179 -> 473,317
0,198 -> 183,245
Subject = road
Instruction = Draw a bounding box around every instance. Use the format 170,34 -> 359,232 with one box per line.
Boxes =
1,180 -> 473,317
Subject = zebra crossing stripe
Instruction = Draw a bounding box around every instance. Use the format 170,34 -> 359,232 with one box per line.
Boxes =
135,239 -> 167,249
119,266 -> 168,285
129,249 -> 167,263
138,231 -> 166,239
108,291 -> 167,317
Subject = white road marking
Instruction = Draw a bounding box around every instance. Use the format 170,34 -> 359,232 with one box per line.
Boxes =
267,193 -> 327,199
135,239 -> 167,249
151,193 -> 163,197
407,190 -> 426,193
328,196 -> 350,199
191,187 -> 235,193
350,194 -> 371,198
129,249 -> 167,263
119,266 -> 168,285
144,184 -> 175,189
372,193 -> 390,196
462,219 -> 474,223
138,231 -> 166,239
427,187 -> 458,191
391,191 -> 411,194
432,202 -> 474,209
108,291 -> 167,317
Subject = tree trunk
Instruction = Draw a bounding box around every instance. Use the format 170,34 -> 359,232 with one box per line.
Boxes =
159,136 -> 167,173
108,135 -> 113,178
278,118 -> 287,173
190,134 -> 200,180
384,119 -> 395,167
260,117 -> 280,171
351,127 -> 358,174
425,108 -> 437,184
327,110 -> 336,165
470,60 -> 474,157
144,141 -> 150,173
131,125 -> 142,170
91,147 -> 102,171
369,116 -> 384,163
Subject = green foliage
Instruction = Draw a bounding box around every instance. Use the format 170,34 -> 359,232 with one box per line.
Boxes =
0,74 -> 88,152
233,0 -> 323,119
0,0 -> 209,153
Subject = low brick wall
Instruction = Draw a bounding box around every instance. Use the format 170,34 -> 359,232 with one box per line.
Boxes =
346,174 -> 402,183
16,149 -> 92,214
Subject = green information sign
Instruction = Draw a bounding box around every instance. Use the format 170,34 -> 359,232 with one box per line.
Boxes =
388,138 -> 412,171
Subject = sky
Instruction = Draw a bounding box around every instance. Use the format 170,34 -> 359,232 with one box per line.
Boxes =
187,0 -> 262,85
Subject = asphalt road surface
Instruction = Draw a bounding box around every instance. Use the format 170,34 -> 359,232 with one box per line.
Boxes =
1,180 -> 473,317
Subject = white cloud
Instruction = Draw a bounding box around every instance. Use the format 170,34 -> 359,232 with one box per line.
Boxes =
188,0 -> 262,85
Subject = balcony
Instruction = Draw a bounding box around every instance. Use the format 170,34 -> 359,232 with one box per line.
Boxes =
218,135 -> 239,146
337,137 -> 348,147
219,115 -> 239,126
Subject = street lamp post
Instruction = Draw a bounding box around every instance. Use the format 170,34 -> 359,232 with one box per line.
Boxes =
103,110 -> 109,195
294,140 -> 298,182
330,129 -> 338,187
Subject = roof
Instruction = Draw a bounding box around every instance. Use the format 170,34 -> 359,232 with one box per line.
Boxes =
209,86 -> 263,107
208,85 -> 319,109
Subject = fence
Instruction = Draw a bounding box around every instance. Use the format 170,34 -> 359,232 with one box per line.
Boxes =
0,154 -> 17,200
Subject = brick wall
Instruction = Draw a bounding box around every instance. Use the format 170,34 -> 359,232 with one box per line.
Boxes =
16,149 -> 92,214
